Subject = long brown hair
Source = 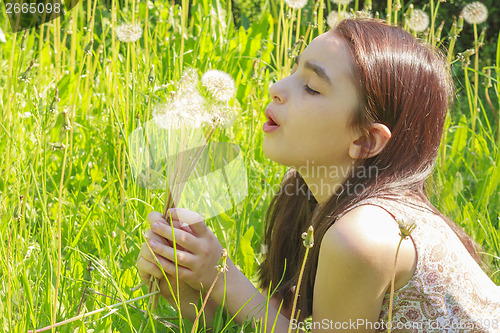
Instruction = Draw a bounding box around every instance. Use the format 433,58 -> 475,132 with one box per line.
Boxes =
258,18 -> 485,319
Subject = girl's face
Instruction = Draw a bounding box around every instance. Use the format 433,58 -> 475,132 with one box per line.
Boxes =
263,31 -> 362,170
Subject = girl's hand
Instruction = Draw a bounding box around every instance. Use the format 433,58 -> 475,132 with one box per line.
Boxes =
148,208 -> 225,294
137,212 -> 200,301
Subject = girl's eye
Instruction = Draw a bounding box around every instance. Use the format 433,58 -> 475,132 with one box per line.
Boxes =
304,85 -> 319,95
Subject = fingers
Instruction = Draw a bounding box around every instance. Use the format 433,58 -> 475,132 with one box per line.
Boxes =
148,238 -> 195,269
151,222 -> 199,253
165,208 -> 206,235
137,257 -> 163,280
148,211 -> 194,233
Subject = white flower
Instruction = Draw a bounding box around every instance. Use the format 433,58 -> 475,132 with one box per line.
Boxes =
408,9 -> 429,33
331,0 -> 353,5
462,2 -> 488,25
116,23 -> 143,42
284,0 -> 307,9
326,10 -> 353,28
201,70 -> 236,102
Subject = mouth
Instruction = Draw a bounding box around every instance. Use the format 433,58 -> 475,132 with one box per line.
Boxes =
263,108 -> 281,133
265,108 -> 280,126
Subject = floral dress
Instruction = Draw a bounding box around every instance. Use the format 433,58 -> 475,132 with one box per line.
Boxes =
337,195 -> 500,333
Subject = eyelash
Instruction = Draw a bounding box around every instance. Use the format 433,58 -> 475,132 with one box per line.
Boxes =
292,65 -> 320,96
304,84 -> 319,95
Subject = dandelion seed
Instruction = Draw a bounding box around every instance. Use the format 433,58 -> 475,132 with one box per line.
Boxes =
462,2 -> 488,25
21,112 -> 32,118
284,0 -> 307,9
201,70 -> 236,102
116,23 -> 143,42
326,10 -> 353,28
408,9 -> 429,33
331,0 -> 353,5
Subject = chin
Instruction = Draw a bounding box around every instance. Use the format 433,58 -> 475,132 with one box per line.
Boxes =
263,139 -> 295,167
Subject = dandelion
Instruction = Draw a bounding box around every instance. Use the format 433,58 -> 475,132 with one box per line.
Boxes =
205,103 -> 238,128
331,0 -> 353,5
462,2 -> 488,25
408,9 -> 429,33
152,96 -> 207,129
201,69 -> 236,102
284,0 -> 307,9
115,23 -> 143,42
326,10 -> 353,28
354,9 -> 373,19
388,215 -> 416,333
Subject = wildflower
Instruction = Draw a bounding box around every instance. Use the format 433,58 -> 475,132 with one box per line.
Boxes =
116,23 -> 143,42
462,2 -> 488,25
408,9 -> 429,33
397,216 -> 416,239
284,0 -> 307,9
326,10 -> 353,28
331,0 -> 353,5
201,70 -> 236,102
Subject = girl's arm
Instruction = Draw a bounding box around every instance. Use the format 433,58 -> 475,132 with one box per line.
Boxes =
147,208 -> 306,332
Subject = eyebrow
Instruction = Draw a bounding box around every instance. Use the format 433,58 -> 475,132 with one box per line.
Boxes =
294,55 -> 332,86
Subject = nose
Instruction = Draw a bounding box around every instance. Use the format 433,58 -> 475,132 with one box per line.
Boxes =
269,80 -> 285,103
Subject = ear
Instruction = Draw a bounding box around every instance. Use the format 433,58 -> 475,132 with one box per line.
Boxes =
348,123 -> 391,159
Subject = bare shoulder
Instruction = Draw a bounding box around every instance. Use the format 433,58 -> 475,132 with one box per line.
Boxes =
321,203 -> 417,287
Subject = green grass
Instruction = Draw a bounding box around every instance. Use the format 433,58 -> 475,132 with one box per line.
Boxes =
0,0 -> 498,332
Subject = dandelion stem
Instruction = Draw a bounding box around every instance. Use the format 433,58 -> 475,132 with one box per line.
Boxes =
387,237 -> 404,333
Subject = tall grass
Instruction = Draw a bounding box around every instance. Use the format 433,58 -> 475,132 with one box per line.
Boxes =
0,0 -> 498,332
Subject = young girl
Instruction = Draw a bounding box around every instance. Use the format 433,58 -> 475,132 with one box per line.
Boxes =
137,18 -> 500,332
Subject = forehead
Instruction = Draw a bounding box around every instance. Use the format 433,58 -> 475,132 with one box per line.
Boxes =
301,32 -> 355,79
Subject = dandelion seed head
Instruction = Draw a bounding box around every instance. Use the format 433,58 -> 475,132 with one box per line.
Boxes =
408,9 -> 429,32
354,9 -> 373,19
116,23 -> 143,42
326,10 -> 353,28
462,2 -> 488,25
331,0 -> 353,5
201,70 -> 236,102
284,0 -> 308,9
153,92 -> 207,129
203,103 -> 238,128
179,67 -> 200,95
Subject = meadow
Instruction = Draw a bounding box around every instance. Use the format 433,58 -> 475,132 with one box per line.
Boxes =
0,0 -> 499,331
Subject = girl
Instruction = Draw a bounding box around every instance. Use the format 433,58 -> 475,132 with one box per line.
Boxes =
137,18 -> 500,332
